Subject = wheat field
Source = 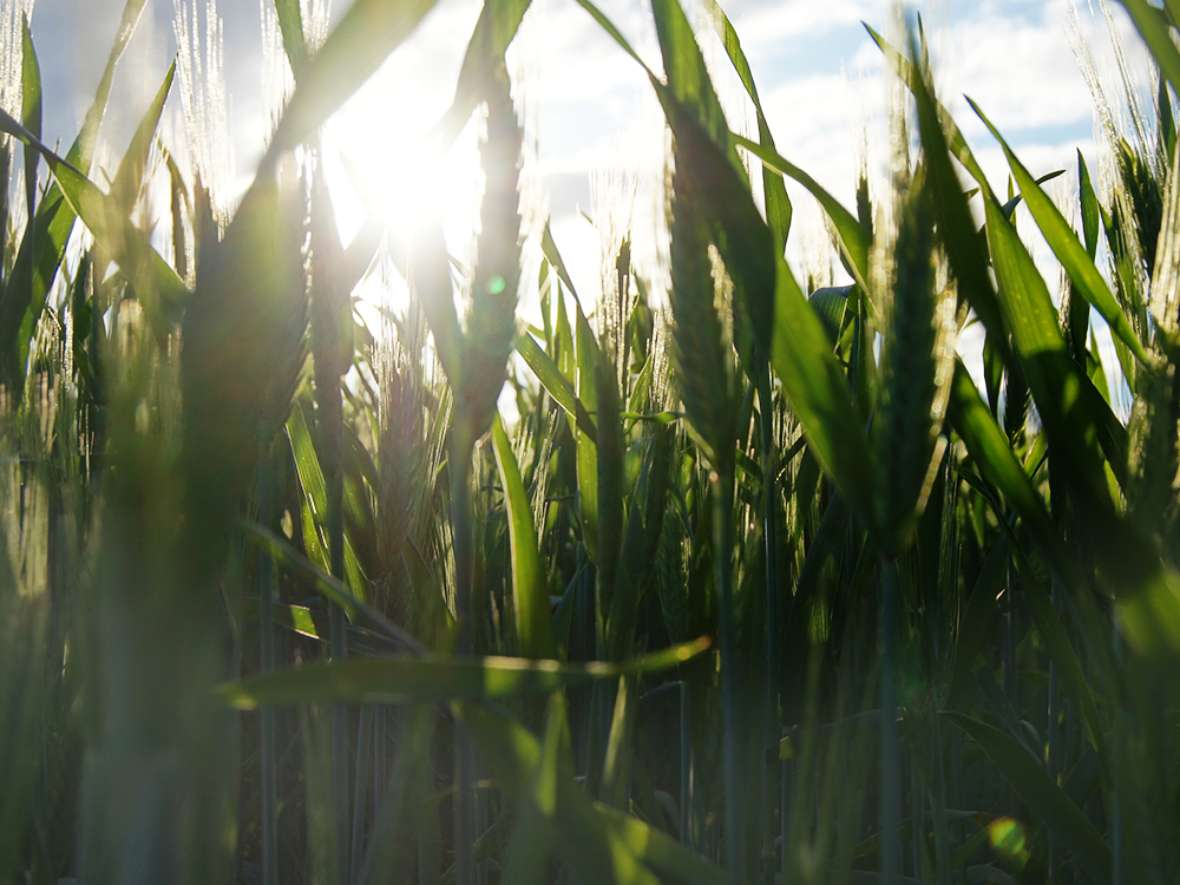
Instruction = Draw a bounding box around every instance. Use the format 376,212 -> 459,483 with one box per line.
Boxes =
1,0 -> 1179,883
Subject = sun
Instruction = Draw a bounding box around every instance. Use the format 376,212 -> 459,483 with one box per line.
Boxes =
319,79 -> 485,301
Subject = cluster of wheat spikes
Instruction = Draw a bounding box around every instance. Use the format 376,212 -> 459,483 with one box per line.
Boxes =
5,0 -> 1180,882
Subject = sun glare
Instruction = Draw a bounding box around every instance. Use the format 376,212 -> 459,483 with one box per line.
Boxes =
320,82 -> 490,325
326,131 -> 446,246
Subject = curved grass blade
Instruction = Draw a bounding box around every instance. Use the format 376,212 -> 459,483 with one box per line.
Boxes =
772,261 -> 875,522
541,220 -> 583,307
897,24 -> 1010,362
652,0 -> 733,159
652,0 -> 773,378
274,0 -> 308,77
0,109 -> 189,332
864,22 -> 989,185
1160,69 -> 1177,160
701,0 -> 792,245
244,522 -> 426,654
462,702 -> 727,885
221,636 -> 710,708
809,285 -> 850,344
436,0 -> 533,142
492,414 -> 556,659
1119,0 -> 1180,97
661,111 -> 748,437
573,0 -> 654,75
1079,151 -> 1101,258
466,701 -> 662,884
969,98 -> 1150,365
20,15 -> 40,220
946,713 -> 1111,882
667,197 -> 731,441
995,171 -> 1064,220
594,801 -> 730,885
516,332 -> 597,439
287,396 -> 369,605
112,61 -> 176,213
0,0 -> 150,388
288,402 -> 329,529
572,302 -> 604,561
571,0 -> 784,368
734,134 -> 871,293
409,222 -> 464,386
979,177 -> 1128,499
947,360 -> 1052,545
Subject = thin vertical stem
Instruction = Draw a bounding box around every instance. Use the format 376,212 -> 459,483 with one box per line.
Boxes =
757,372 -> 780,875
1047,579 -> 1059,882
757,374 -> 780,726
910,742 -> 921,877
1002,563 -> 1016,818
1111,617 -> 1122,885
931,713 -> 951,885
679,680 -> 690,846
712,464 -> 742,882
780,754 -> 792,880
325,410 -> 350,885
351,706 -> 371,874
0,143 -> 9,288
880,556 -> 901,885
1003,564 -> 1016,700
257,459 -> 278,885
450,435 -> 476,885
451,435 -> 474,656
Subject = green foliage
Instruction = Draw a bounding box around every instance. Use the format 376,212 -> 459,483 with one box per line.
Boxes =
8,3 -> 1180,884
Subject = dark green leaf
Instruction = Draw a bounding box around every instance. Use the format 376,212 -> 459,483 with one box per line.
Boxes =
221,636 -> 710,707
947,713 -> 1111,882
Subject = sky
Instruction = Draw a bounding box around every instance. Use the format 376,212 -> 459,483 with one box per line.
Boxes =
22,0 -> 1157,347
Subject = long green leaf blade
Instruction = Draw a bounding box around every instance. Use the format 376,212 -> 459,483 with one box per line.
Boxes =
969,98 -> 1150,365
221,637 -> 710,707
19,15 -> 40,220
771,260 -> 875,522
492,414 -> 556,659
437,0 -> 532,141
517,332 -> 597,439
734,134 -> 871,293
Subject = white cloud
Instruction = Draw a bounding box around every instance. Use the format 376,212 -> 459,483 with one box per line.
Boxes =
727,0 -> 878,48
